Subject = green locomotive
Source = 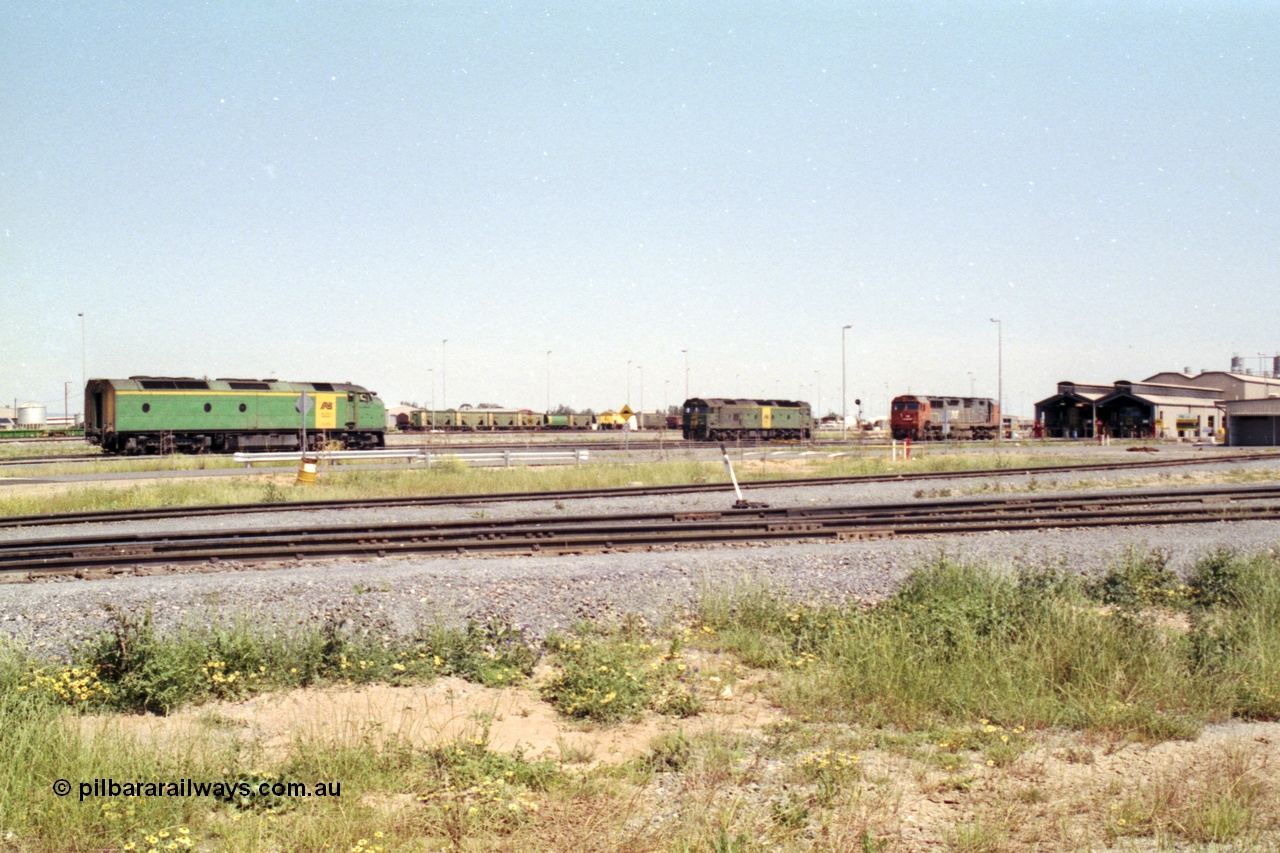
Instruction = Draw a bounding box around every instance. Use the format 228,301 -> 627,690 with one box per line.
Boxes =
681,398 -> 813,441
84,376 -> 386,454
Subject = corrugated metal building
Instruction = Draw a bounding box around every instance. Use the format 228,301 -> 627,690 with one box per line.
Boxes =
1034,382 -> 1113,438
1144,371 -> 1280,400
1037,370 -> 1280,441
1097,380 -> 1223,440
1224,398 -> 1280,446
1035,379 -> 1222,439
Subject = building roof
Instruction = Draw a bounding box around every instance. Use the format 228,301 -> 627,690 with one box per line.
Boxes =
1224,398 -> 1280,416
1098,390 -> 1224,409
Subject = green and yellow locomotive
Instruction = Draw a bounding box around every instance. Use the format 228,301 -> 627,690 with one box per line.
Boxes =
681,398 -> 812,441
85,376 -> 386,454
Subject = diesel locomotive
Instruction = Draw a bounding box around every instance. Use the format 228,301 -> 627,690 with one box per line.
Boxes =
890,395 -> 999,441
681,398 -> 813,441
85,377 -> 387,454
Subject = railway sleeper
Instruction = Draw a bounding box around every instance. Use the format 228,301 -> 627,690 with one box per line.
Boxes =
766,522 -> 824,533
835,529 -> 895,541
73,547 -> 155,559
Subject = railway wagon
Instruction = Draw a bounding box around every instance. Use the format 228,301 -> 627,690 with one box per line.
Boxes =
408,408 -> 568,430
85,377 -> 386,454
890,395 -> 999,441
542,412 -> 595,429
682,398 -> 813,441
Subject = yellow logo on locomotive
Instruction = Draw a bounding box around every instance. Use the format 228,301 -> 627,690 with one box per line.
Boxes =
315,394 -> 338,429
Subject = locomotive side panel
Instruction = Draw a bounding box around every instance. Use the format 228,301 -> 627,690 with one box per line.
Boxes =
85,377 -> 386,454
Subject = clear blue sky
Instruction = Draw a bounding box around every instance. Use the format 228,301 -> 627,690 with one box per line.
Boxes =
3,2 -> 1276,418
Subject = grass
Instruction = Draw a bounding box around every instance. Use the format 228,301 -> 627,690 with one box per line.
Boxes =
0,447 -> 1183,519
2,549 -> 1279,850
696,551 -> 1280,739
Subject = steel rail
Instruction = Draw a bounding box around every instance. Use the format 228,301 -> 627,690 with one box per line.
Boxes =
3,484 -> 1279,576
2,451 -> 1278,531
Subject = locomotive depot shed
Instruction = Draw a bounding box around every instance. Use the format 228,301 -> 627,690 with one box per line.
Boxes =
1036,370 -> 1280,442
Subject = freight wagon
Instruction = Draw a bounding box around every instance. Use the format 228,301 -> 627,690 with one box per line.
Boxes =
890,395 -> 999,441
407,409 -> 596,431
85,377 -> 386,454
681,398 -> 813,441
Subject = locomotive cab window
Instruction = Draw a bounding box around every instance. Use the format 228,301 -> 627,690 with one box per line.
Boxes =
360,394 -> 371,403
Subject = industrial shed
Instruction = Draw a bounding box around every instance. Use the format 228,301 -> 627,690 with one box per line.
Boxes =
1035,380 -> 1223,439
1095,381 -> 1222,440
1034,382 -> 1114,438
1224,398 -> 1280,446
1144,371 -> 1280,401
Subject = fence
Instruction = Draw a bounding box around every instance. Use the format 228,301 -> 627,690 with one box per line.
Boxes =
232,448 -> 589,468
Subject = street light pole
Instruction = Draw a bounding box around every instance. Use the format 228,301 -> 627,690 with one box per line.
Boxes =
989,318 -> 1002,441
442,339 -> 448,410
78,312 -> 86,389
681,349 -> 689,401
427,368 -> 435,429
637,365 -> 643,415
626,359 -> 632,407
546,350 -> 552,413
841,324 -> 852,440
968,372 -> 975,397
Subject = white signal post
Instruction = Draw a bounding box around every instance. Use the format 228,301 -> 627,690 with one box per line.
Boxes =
841,323 -> 852,440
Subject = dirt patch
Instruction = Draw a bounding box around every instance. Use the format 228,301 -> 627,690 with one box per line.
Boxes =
83,670 -> 782,766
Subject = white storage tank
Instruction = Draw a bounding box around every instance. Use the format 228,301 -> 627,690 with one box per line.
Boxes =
17,402 -> 47,428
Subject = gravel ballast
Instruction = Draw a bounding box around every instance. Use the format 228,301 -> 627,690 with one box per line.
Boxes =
3,456 -> 1279,659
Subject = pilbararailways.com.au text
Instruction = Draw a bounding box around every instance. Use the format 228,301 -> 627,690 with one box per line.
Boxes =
54,778 -> 342,801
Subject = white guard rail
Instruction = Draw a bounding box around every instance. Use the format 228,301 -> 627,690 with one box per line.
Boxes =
233,448 -> 589,468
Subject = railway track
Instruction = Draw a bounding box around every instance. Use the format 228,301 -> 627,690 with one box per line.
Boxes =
0,436 -> 854,466
3,483 -> 1278,577
1,451 -> 1277,531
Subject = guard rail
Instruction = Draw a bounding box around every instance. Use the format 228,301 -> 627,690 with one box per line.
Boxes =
232,448 -> 589,468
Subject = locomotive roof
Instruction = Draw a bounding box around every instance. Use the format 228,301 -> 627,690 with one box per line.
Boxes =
685,397 -> 811,407
892,394 -> 996,404
91,377 -> 379,395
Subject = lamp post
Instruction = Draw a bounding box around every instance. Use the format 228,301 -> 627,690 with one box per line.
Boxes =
78,312 -> 86,389
841,324 -> 852,440
989,318 -> 1002,441
968,372 -> 975,397
681,349 -> 689,401
664,380 -> 670,414
637,364 -> 644,415
546,350 -> 552,412
626,359 -> 632,407
441,339 -> 448,410
814,370 -> 820,416
427,368 -> 435,429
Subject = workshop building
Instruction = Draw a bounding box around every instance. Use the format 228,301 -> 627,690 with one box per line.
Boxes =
1224,398 -> 1280,446
1035,379 -> 1222,440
